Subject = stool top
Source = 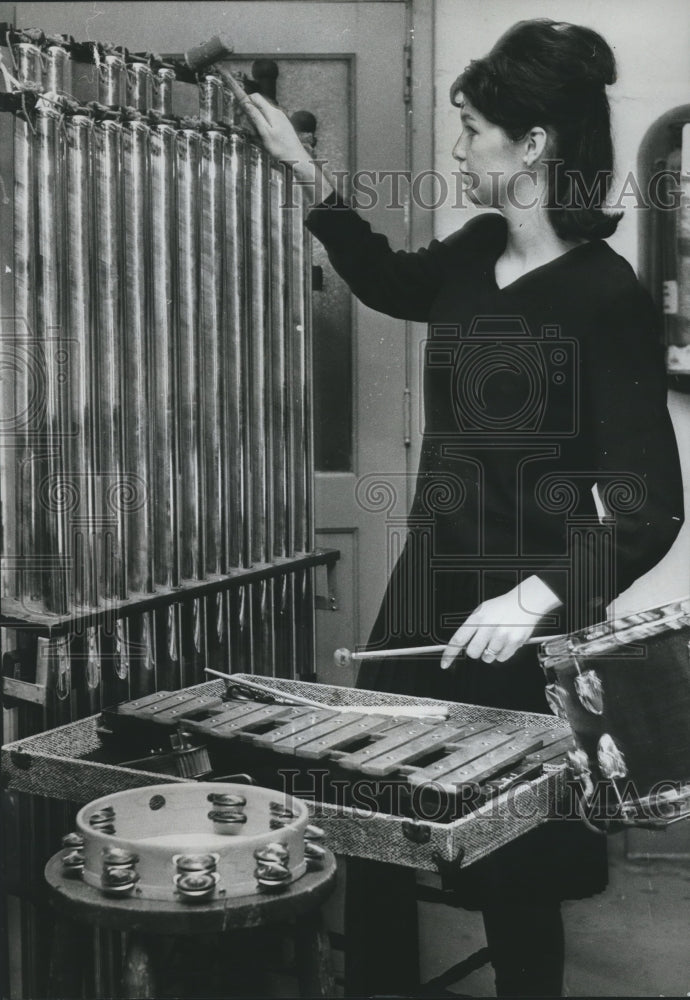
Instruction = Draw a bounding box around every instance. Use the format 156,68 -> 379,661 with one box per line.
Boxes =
44,849 -> 337,934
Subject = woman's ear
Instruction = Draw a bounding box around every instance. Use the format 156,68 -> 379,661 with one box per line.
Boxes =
523,126 -> 548,167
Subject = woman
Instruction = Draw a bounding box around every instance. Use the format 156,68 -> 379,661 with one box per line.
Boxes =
243,19 -> 684,998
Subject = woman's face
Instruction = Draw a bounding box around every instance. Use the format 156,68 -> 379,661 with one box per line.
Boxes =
452,98 -> 527,209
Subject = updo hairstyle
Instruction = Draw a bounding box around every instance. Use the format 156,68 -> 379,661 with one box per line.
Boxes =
451,19 -> 622,240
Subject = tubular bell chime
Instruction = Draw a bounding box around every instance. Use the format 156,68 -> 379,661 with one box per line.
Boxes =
0,25 -> 336,725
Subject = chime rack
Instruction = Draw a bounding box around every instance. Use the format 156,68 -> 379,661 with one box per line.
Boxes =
0,24 -> 337,715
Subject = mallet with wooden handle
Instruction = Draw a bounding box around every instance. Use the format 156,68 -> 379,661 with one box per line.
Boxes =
333,635 -> 554,669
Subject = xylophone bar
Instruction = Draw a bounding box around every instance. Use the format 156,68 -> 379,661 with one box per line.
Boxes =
99,688 -> 572,807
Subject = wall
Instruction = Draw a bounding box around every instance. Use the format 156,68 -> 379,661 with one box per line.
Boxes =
16,0 -> 371,54
433,0 -> 690,613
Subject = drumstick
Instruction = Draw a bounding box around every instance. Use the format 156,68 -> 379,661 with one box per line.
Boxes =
334,594 -> 690,668
203,668 -> 449,720
333,634 -> 554,668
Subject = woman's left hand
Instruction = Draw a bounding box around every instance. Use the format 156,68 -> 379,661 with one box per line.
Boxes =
440,575 -> 562,669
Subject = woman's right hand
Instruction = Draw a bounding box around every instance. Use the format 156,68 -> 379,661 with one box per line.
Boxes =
240,93 -> 309,165
239,93 -> 335,200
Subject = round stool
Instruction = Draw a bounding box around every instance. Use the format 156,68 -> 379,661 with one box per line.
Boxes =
45,848 -> 337,998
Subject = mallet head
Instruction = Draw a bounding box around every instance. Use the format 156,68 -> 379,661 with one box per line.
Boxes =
333,647 -> 352,668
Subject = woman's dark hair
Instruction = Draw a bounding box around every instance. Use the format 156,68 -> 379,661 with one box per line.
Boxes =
451,19 -> 622,240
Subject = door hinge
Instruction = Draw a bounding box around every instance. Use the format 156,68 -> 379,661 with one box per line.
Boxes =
403,387 -> 411,447
403,40 -> 413,106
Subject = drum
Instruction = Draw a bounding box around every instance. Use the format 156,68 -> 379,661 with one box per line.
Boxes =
57,782 -> 325,902
539,598 -> 690,826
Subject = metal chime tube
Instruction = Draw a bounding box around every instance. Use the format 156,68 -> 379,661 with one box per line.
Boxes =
63,114 -> 96,612
200,125 -> 227,668
98,51 -> 126,107
246,142 -> 273,674
153,66 -> 175,117
119,116 -> 155,697
15,41 -> 44,89
35,98 -> 68,615
121,118 -> 152,597
222,133 -> 248,572
270,162 -> 290,676
287,186 -> 310,558
176,128 -> 202,582
246,142 -> 272,567
221,74 -> 240,127
35,98 -> 85,741
128,66 -> 158,698
127,62 -> 153,112
149,124 -> 178,589
200,128 -> 225,579
56,105 -> 91,722
93,119 -> 125,603
221,132 -> 249,670
12,43 -> 44,613
12,61 -> 40,608
44,43 -> 71,94
150,121 -> 180,689
176,127 -> 204,684
269,164 -> 289,561
283,172 -> 300,678
199,74 -> 224,124
91,117 -> 125,710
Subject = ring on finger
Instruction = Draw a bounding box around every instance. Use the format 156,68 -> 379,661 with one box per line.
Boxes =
482,646 -> 501,661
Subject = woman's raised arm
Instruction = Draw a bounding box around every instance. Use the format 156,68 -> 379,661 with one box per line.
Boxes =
243,91 -> 460,322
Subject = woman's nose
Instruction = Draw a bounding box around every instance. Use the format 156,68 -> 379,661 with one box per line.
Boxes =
452,135 -> 466,163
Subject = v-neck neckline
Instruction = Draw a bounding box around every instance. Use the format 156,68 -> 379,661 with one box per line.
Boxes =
487,218 -> 604,294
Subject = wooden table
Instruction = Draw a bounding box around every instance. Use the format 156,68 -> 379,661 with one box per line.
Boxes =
44,849 -> 337,998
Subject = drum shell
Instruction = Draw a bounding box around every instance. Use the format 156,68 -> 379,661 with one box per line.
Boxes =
545,626 -> 690,799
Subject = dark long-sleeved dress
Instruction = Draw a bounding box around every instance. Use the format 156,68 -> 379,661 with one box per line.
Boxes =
305,198 -> 684,912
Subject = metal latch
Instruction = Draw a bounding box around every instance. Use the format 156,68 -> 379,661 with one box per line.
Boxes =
314,559 -> 338,611
402,819 -> 431,844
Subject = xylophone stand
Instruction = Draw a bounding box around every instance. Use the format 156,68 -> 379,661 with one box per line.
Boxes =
44,849 -> 337,999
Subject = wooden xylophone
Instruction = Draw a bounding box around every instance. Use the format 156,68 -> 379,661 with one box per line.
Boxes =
97,681 -> 575,821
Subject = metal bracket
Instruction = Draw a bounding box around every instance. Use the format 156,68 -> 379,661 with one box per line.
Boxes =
314,558 -> 338,611
431,844 -> 467,893
1,643 -> 50,707
402,819 -> 431,844
314,595 -> 337,611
